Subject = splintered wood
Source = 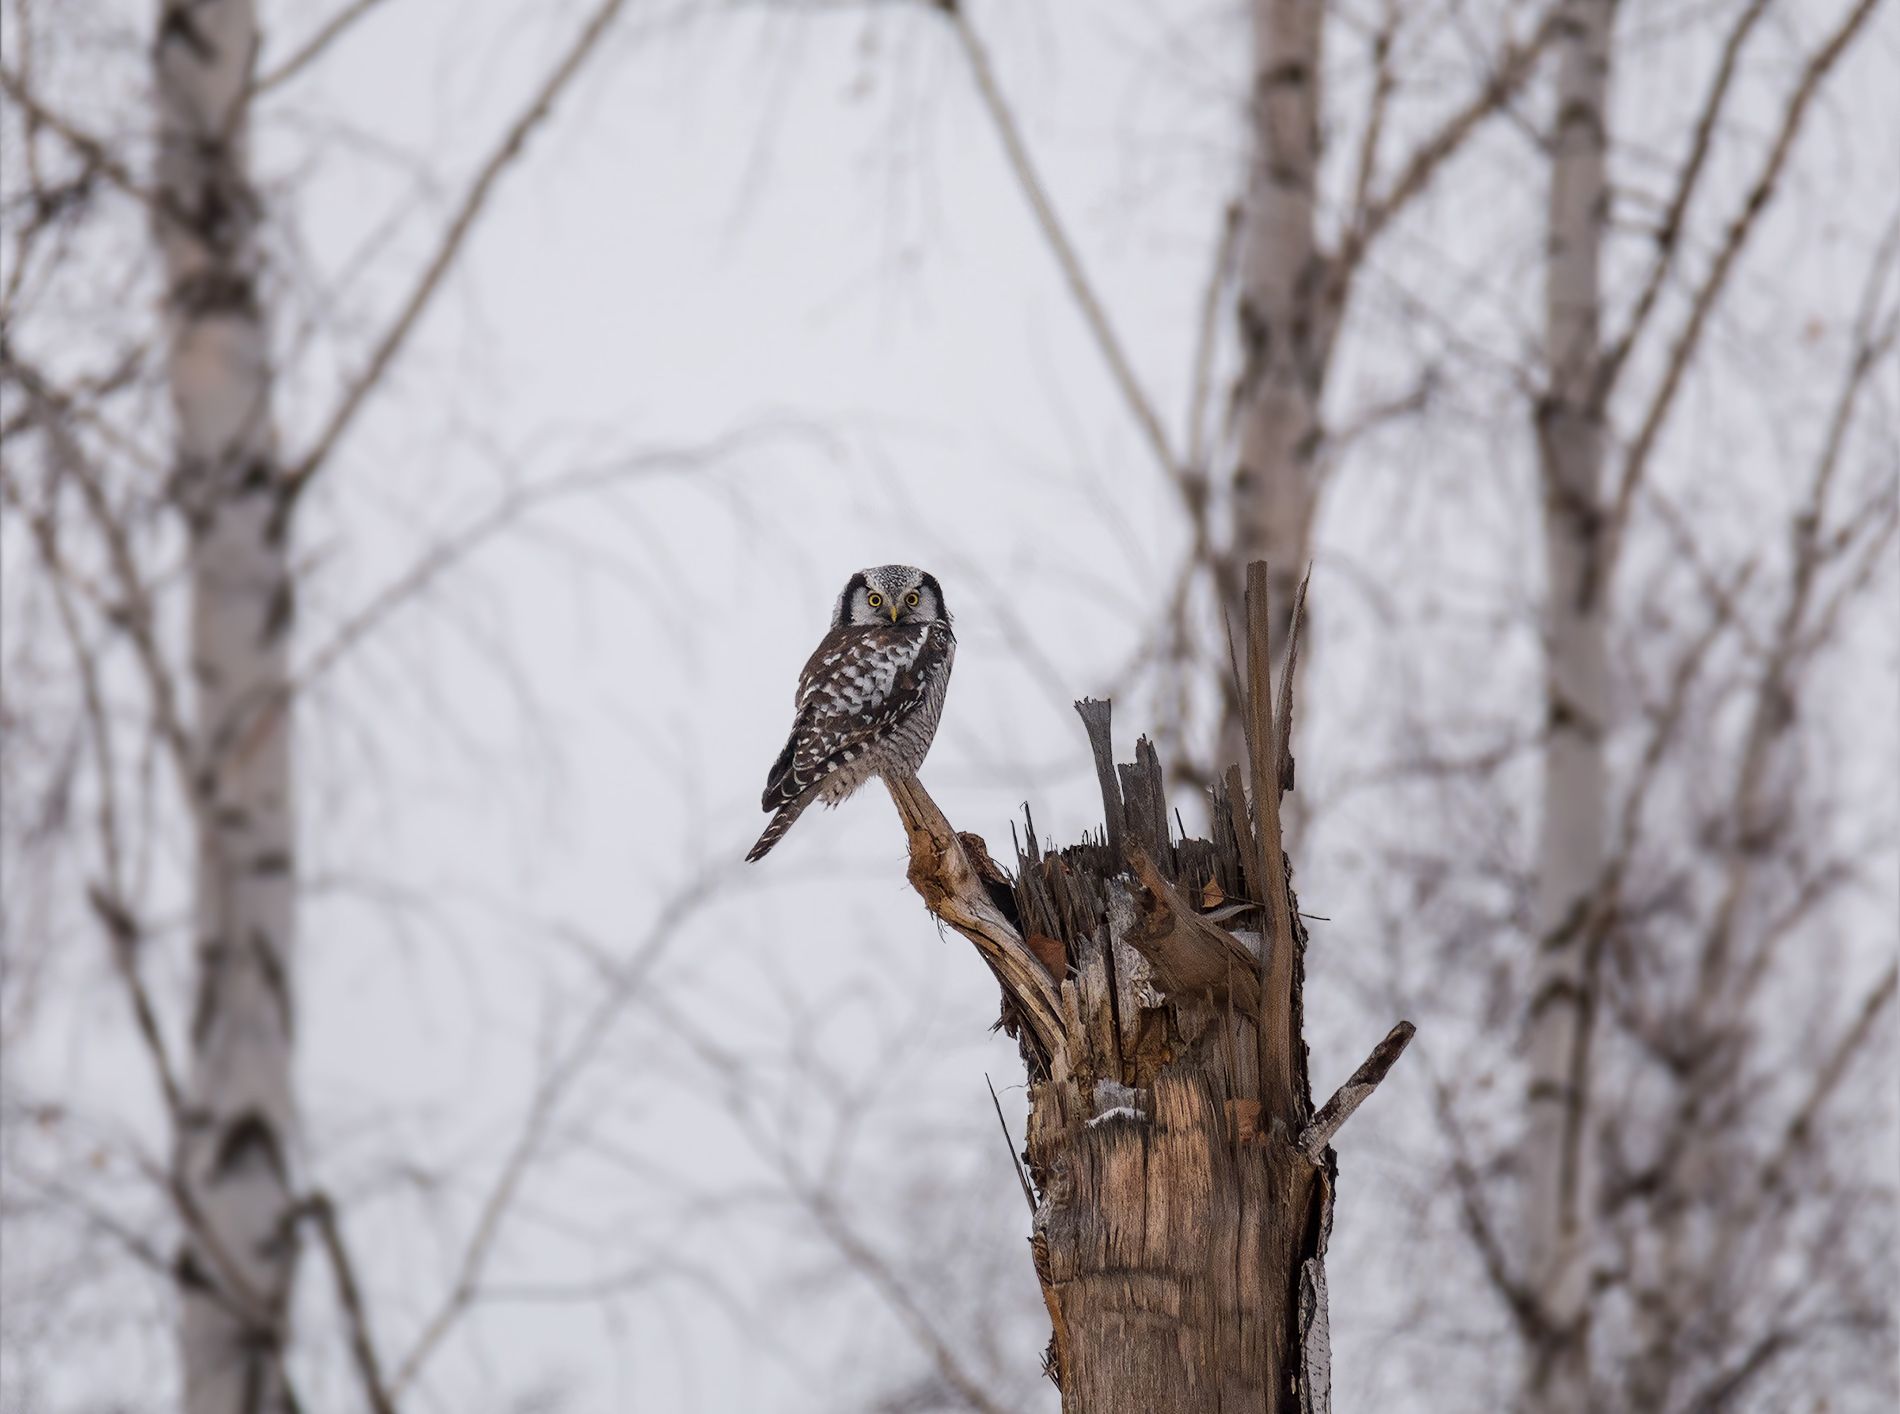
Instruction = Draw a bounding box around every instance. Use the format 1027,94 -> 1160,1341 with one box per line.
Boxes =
886,565 -> 1412,1414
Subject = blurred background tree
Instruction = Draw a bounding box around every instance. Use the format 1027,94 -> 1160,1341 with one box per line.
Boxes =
3,1 -> 1894,1411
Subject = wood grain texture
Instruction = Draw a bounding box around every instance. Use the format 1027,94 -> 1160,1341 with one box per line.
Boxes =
885,566 -> 1410,1411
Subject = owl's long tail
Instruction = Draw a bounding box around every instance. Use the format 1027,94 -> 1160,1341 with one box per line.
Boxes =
746,791 -> 817,863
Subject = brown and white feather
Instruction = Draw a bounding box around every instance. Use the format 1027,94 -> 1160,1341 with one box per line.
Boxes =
748,565 -> 955,862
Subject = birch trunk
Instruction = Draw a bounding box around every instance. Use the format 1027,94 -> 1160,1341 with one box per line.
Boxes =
1523,2 -> 1614,1408
1229,0 -> 1326,769
154,4 -> 301,1411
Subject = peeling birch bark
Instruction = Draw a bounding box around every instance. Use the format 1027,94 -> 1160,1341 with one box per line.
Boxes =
1523,3 -> 1614,1410
154,5 -> 301,1411
1227,0 -> 1327,771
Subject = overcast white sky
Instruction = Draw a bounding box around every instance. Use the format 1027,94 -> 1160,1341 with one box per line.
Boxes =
7,0 -> 1898,1410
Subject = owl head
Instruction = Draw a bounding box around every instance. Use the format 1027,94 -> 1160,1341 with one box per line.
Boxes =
833,564 -> 950,629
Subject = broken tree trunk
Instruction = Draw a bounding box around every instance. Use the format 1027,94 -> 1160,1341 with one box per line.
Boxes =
885,562 -> 1412,1413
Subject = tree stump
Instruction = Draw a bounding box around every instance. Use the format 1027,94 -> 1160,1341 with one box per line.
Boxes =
885,563 -> 1412,1413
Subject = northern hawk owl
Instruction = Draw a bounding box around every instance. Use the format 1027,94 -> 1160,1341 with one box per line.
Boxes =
747,565 -> 955,862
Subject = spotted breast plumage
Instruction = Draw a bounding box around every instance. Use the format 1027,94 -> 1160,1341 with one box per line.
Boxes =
747,565 -> 955,862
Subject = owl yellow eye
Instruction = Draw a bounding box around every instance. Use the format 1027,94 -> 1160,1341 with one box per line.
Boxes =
907,592 -> 920,607
866,592 -> 882,608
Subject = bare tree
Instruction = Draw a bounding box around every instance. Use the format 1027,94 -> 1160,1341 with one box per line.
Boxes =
0,1 -> 681,1407
938,0 -> 1559,782
1505,2 -> 1895,1408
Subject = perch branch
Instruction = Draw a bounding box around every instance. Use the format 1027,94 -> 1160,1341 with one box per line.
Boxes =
884,773 -> 1064,1056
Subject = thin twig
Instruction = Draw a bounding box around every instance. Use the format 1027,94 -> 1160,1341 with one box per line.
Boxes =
0,63 -> 172,218
84,887 -> 186,1122
1,352 -> 202,812
1428,1074 -> 1545,1340
302,1193 -> 399,1414
1328,4 -> 1561,310
1758,963 -> 1896,1197
283,0 -> 633,500
939,2 -> 1182,488
986,1074 -> 1037,1217
1602,0 -> 1882,579
1272,564 -> 1311,799
1346,3 -> 1401,236
1595,0 -> 1774,399
801,1185 -> 1013,1414
252,0 -> 396,94
388,876 -> 723,1395
292,428 -> 789,694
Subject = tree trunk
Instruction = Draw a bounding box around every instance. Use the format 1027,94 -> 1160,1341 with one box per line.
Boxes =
1523,2 -> 1614,1409
154,4 -> 301,1411
886,565 -> 1410,1412
1227,0 -> 1327,769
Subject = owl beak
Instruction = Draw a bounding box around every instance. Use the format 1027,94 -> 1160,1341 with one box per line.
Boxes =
889,603 -> 901,622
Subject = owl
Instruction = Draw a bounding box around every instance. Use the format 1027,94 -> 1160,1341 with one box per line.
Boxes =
747,565 -> 956,862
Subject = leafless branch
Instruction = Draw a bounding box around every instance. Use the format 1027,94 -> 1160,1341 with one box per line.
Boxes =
0,354 -> 200,808
283,0 -> 634,500
1185,201 -> 1242,482
388,875 -> 726,1396
84,886 -> 187,1123
252,0 -> 397,94
1329,4 -> 1561,309
1603,0 -> 1884,578
0,62 -> 170,218
1595,0 -> 1774,398
301,1193 -> 398,1414
1758,962 -> 1897,1198
985,1074 -> 1037,1217
1346,2 -> 1401,239
1694,209 -> 1898,1016
1297,1020 -> 1415,1160
936,1 -> 1184,492
881,772 -> 1064,1055
1428,1075 -> 1544,1340
293,426 -> 800,695
799,1185 -> 1014,1414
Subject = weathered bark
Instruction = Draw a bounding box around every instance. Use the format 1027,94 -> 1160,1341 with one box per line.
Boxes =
1522,3 -> 1614,1410
1225,0 -> 1328,771
154,4 -> 301,1411
887,564 -> 1410,1412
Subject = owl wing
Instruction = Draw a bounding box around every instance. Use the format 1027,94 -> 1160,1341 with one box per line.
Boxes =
761,624 -> 952,810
